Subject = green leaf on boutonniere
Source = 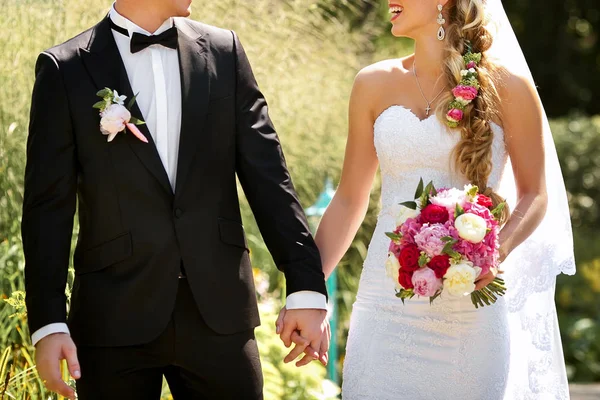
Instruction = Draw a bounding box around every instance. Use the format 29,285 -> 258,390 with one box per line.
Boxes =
414,178 -> 424,200
96,88 -> 112,98
400,201 -> 418,210
129,117 -> 146,126
127,93 -> 139,110
455,203 -> 465,218
385,232 -> 403,242
418,253 -> 429,267
92,101 -> 106,110
491,202 -> 506,220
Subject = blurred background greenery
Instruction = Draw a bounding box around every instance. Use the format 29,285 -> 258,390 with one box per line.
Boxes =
0,0 -> 598,398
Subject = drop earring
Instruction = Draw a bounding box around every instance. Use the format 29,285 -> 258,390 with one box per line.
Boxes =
437,4 -> 446,41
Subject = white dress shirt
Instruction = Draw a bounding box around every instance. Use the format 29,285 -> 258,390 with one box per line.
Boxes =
32,5 -> 326,346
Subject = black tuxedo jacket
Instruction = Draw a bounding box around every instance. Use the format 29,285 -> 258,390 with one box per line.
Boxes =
22,16 -> 327,346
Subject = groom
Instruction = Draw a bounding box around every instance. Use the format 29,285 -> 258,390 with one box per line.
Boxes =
21,0 -> 329,398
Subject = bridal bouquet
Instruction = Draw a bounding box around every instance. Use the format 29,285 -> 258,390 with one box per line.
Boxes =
385,179 -> 507,308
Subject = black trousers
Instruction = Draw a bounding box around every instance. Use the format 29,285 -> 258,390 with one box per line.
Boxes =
76,279 -> 263,399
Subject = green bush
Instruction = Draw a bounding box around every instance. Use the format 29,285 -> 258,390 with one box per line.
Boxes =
552,115 -> 600,382
551,116 -> 600,263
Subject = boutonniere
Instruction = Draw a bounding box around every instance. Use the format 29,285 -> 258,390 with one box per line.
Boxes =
93,88 -> 148,143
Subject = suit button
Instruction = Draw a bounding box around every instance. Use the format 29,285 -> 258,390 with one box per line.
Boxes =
174,208 -> 183,218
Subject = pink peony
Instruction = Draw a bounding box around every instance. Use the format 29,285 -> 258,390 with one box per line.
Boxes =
412,267 -> 443,297
452,85 -> 479,104
414,224 -> 450,258
466,61 -> 477,69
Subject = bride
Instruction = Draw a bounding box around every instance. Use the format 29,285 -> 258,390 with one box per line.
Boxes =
278,0 -> 575,398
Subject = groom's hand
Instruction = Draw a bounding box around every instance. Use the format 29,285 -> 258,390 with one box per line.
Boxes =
277,308 -> 329,367
35,333 -> 80,399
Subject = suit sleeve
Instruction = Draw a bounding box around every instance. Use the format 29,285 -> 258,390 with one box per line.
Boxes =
232,32 -> 327,299
22,53 -> 77,335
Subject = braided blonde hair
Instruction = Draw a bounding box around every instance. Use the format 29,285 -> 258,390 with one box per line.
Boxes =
435,0 -> 509,223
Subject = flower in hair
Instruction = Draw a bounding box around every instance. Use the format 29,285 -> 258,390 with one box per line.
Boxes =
452,85 -> 479,104
446,50 -> 482,128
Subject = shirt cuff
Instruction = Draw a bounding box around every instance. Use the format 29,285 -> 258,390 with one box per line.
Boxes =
286,291 -> 327,310
31,323 -> 70,346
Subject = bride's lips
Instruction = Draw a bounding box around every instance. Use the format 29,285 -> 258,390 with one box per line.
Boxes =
389,3 -> 404,22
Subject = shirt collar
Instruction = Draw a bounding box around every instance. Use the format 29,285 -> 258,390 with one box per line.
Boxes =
109,3 -> 174,37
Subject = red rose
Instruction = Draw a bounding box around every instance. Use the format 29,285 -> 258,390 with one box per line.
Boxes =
420,204 -> 449,224
428,254 -> 451,279
477,195 -> 493,209
398,270 -> 414,289
399,244 -> 421,271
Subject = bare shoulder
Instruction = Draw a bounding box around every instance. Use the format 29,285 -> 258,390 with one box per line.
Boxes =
495,68 -> 544,140
352,57 -> 412,118
355,57 -> 410,88
496,68 -> 540,110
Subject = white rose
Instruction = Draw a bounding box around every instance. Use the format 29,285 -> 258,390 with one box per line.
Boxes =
385,252 -> 402,290
396,205 -> 420,226
454,213 -> 488,243
100,104 -> 131,142
443,261 -> 482,297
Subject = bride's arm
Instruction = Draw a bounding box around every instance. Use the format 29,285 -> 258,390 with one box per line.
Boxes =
315,70 -> 380,279
497,72 -> 548,261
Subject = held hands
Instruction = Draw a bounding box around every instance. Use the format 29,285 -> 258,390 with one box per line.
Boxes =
275,307 -> 330,367
35,333 -> 80,399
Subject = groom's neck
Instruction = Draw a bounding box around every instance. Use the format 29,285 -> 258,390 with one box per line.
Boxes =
114,0 -> 171,33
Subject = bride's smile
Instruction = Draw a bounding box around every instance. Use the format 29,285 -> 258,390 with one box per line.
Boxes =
388,4 -> 404,22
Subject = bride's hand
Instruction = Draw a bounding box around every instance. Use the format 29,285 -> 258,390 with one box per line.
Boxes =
474,266 -> 503,291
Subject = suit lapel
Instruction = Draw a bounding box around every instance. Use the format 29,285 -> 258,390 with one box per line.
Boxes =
174,20 -> 209,198
81,17 -> 173,197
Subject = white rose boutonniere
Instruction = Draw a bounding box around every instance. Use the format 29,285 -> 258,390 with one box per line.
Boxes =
93,88 -> 148,143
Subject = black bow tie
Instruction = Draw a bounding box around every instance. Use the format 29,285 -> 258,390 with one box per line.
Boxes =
109,18 -> 178,53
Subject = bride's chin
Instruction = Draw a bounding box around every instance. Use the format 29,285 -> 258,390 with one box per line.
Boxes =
391,27 -> 408,38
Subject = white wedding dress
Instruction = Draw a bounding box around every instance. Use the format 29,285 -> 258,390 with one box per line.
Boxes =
341,106 -> 571,400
